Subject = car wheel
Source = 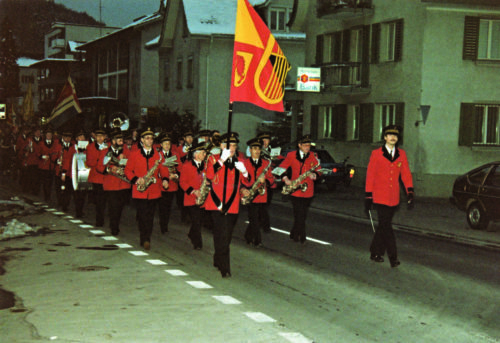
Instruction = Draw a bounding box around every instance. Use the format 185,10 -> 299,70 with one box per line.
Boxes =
466,203 -> 489,230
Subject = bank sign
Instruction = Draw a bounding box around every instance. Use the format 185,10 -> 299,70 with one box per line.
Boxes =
296,67 -> 321,92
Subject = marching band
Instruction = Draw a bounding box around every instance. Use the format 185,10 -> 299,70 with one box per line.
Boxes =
1,124 -> 330,277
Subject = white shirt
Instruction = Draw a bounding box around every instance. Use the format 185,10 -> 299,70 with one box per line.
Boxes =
385,144 -> 395,157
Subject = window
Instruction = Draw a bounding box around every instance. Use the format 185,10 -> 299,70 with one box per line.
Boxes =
478,19 -> 500,60
323,107 -> 334,138
460,103 -> 500,146
381,22 -> 396,62
176,58 -> 183,89
163,59 -> 170,91
371,20 -> 403,63
312,105 -> 347,141
269,8 -> 287,32
97,44 -> 128,99
372,103 -> 404,142
347,105 -> 360,141
187,56 -> 194,88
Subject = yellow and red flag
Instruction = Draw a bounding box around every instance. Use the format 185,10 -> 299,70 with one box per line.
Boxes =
47,76 -> 82,128
230,0 -> 291,113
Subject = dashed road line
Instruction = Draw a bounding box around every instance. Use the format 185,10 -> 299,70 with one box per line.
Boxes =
89,230 -> 105,235
244,221 -> 332,246
146,259 -> 167,265
165,269 -> 188,276
279,332 -> 314,343
115,243 -> 133,249
129,251 -> 148,256
244,312 -> 276,323
186,281 -> 213,289
212,295 -> 241,305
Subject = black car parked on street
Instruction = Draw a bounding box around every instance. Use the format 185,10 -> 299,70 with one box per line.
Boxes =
451,161 -> 500,230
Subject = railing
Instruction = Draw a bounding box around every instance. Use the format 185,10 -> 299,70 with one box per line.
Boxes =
317,0 -> 373,19
320,62 -> 369,92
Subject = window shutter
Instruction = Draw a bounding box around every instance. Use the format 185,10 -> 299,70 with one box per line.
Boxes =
394,19 -> 404,62
311,105 -> 319,140
361,25 -> 370,87
463,16 -> 479,61
333,104 -> 347,142
371,23 -> 380,64
342,30 -> 351,62
459,103 -> 476,146
333,32 -> 342,62
315,35 -> 324,65
360,103 -> 374,143
396,102 -> 405,144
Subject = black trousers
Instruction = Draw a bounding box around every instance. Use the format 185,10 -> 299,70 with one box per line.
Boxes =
290,196 -> 312,242
245,203 -> 267,245
135,198 -> 158,246
159,191 -> 175,233
262,188 -> 273,231
370,204 -> 398,261
92,183 -> 107,227
20,165 -> 29,192
73,189 -> 86,218
27,165 -> 40,195
211,211 -> 238,274
60,177 -> 73,211
107,189 -> 129,235
40,169 -> 54,202
177,188 -> 189,222
187,205 -> 203,249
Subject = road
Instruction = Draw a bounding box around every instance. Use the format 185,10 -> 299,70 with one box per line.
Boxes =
107,198 -> 500,343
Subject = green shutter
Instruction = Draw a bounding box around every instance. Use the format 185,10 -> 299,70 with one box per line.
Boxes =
342,30 -> 351,62
333,32 -> 342,62
396,102 -> 405,144
394,19 -> 404,62
334,104 -> 347,142
360,103 -> 374,143
311,105 -> 319,140
316,35 -> 324,65
463,16 -> 479,61
459,103 -> 476,146
371,23 -> 380,64
361,25 -> 370,87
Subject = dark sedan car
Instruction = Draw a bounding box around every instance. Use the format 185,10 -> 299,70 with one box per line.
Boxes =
451,161 -> 500,230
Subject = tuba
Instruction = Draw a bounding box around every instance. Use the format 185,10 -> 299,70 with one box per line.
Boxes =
108,112 -> 130,131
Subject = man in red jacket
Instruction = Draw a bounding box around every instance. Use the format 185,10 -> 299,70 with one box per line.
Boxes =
205,132 -> 250,277
158,133 -> 180,234
62,130 -> 88,218
38,127 -> 60,202
26,127 -> 43,196
365,125 -> 414,268
97,129 -> 131,236
124,127 -> 162,250
278,134 -> 322,243
241,137 -> 275,246
55,131 -> 73,210
86,128 -> 108,227
179,142 -> 208,250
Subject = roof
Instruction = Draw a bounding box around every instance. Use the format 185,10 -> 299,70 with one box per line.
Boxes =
68,41 -> 84,53
29,58 -> 80,67
17,57 -> 39,68
183,0 -> 305,39
146,35 -> 160,48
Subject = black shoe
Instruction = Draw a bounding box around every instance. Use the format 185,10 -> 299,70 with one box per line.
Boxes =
220,271 -> 231,278
111,230 -> 119,236
390,260 -> 401,268
370,254 -> 384,262
194,245 -> 202,250
161,229 -> 168,234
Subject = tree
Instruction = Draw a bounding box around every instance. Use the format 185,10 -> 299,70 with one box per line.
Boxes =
0,18 -> 20,100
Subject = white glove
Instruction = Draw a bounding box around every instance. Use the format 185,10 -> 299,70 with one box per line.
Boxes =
234,161 -> 247,175
220,148 -> 231,162
42,155 -> 49,160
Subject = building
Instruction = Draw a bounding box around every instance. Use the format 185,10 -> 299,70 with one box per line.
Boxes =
289,0 -> 500,197
157,0 -> 305,145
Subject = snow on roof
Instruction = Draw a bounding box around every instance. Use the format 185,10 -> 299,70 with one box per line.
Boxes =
183,0 -> 304,39
17,57 -> 39,67
145,35 -> 160,48
68,41 -> 84,53
121,12 -> 162,30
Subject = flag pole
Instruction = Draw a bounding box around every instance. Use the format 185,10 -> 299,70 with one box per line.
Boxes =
227,102 -> 233,134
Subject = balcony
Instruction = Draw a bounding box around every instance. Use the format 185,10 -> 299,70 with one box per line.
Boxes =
50,38 -> 65,49
317,0 -> 374,20
320,62 -> 370,95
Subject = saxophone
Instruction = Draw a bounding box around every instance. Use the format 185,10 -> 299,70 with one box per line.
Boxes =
281,162 -> 320,195
103,151 -> 130,184
137,154 -> 163,192
195,145 -> 216,206
241,160 -> 272,205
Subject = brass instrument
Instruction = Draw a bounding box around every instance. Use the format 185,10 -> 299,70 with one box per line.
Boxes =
103,150 -> 130,183
162,155 -> 179,182
241,160 -> 272,205
281,162 -> 320,195
195,144 -> 216,206
137,154 -> 163,192
108,112 -> 130,131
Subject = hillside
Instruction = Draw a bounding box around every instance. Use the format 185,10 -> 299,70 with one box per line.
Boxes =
0,0 -> 103,59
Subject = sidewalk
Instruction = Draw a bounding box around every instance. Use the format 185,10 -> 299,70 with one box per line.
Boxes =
275,184 -> 500,251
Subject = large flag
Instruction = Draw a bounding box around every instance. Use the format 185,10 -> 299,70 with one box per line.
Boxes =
230,0 -> 291,113
47,76 -> 82,128
22,83 -> 34,123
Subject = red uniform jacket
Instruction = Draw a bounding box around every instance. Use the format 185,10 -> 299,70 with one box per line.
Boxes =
16,135 -> 29,165
55,142 -> 72,176
242,157 -> 274,204
204,155 -> 248,214
124,147 -> 162,200
25,138 -> 42,167
97,145 -> 132,191
179,159 -> 205,206
278,150 -> 321,198
38,139 -> 60,171
365,146 -> 414,207
86,141 -> 108,184
158,149 -> 180,193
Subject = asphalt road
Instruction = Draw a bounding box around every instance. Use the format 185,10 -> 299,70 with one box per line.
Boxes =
105,199 -> 500,343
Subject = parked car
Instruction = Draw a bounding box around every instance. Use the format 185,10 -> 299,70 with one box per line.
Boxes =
273,147 -> 355,191
451,161 -> 500,230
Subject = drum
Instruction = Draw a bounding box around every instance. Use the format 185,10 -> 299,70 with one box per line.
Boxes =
72,152 -> 93,191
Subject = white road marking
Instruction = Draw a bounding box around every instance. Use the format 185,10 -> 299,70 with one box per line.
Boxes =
165,269 -> 188,276
45,208 -> 56,212
243,312 -> 276,323
53,212 -> 65,215
212,295 -> 241,305
244,221 -> 332,246
70,219 -> 83,224
102,236 -> 118,241
279,332 -> 314,343
79,224 -> 94,229
89,230 -> 105,235
129,251 -> 148,256
186,281 -> 213,289
115,243 -> 132,249
64,216 -> 73,219
146,259 -> 167,265
33,202 -> 43,205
